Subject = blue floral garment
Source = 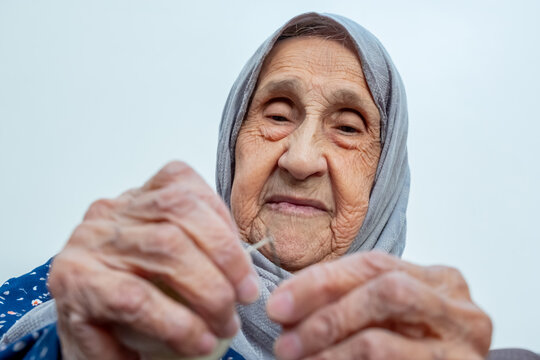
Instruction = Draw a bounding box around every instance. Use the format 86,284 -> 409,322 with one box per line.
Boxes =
0,323 -> 59,360
0,261 -> 245,360
0,259 -> 58,359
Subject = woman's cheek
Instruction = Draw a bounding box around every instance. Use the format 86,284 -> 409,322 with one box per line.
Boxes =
231,161 -> 261,240
236,126 -> 262,156
328,148 -> 377,252
232,126 -> 283,239
330,193 -> 369,254
231,195 -> 257,238
355,139 -> 381,176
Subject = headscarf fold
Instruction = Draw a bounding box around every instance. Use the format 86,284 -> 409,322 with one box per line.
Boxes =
215,12 -> 410,359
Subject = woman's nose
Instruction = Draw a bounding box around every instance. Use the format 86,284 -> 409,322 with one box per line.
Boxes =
277,122 -> 328,181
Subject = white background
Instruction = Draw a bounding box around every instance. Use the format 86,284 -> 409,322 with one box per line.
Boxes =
1,0 -> 539,352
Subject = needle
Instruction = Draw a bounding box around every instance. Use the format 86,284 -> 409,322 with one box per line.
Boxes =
244,231 -> 284,282
244,236 -> 273,254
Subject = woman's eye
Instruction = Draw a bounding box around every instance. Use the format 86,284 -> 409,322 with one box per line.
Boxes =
270,115 -> 289,122
263,99 -> 293,123
338,125 -> 359,134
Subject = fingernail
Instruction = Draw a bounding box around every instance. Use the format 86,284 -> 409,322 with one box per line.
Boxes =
197,332 -> 218,354
238,274 -> 260,303
224,313 -> 241,337
275,332 -> 302,360
267,291 -> 294,321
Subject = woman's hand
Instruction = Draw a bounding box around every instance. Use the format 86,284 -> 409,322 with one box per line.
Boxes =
48,161 -> 259,359
267,251 -> 492,360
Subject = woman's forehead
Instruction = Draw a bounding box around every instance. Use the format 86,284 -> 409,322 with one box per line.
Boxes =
259,36 -> 365,82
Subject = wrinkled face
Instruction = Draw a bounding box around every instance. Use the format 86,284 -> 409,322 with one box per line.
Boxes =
230,37 -> 381,271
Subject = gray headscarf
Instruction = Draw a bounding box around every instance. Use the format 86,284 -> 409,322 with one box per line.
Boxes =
215,12 -> 410,359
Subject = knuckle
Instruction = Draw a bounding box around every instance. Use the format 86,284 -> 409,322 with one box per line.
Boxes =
106,279 -> 149,321
161,318 -> 194,349
149,224 -> 183,252
207,284 -> 235,314
211,234 -> 240,266
444,266 -> 466,285
377,272 -> 411,304
373,272 -> 419,318
49,254 -> 91,309
85,198 -> 115,220
311,263 -> 335,293
162,160 -> 192,176
309,310 -> 342,344
361,251 -> 394,272
119,187 -> 139,198
145,161 -> 199,192
440,266 -> 471,297
159,161 -> 200,186
156,186 -> 197,213
356,330 -> 387,360
48,257 -> 71,296
69,223 -> 96,246
424,265 -> 445,283
64,311 -> 87,333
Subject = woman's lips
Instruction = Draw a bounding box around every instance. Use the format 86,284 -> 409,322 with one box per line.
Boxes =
265,195 -> 328,216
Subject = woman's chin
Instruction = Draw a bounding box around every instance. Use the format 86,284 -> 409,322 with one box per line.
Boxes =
262,228 -> 331,271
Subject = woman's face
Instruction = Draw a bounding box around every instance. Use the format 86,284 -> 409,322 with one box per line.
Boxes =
230,37 -> 381,271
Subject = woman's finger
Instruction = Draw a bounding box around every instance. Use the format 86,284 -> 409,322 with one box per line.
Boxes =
51,254 -> 219,357
267,251 -> 403,324
298,329 -> 450,360
123,187 -> 259,305
274,271 -> 454,360
268,251 -> 470,325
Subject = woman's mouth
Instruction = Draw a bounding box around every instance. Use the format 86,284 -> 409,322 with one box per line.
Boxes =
265,195 -> 328,216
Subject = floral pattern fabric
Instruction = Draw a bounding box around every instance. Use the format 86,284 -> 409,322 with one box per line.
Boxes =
0,260 -> 52,334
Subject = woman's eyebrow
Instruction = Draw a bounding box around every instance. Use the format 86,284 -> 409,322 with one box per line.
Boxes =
256,78 -> 303,98
330,89 -> 371,109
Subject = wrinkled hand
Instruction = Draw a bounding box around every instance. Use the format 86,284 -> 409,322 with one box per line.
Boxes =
267,251 -> 492,360
49,161 -> 259,359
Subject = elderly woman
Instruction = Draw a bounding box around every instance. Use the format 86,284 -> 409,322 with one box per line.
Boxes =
0,12 -> 536,360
